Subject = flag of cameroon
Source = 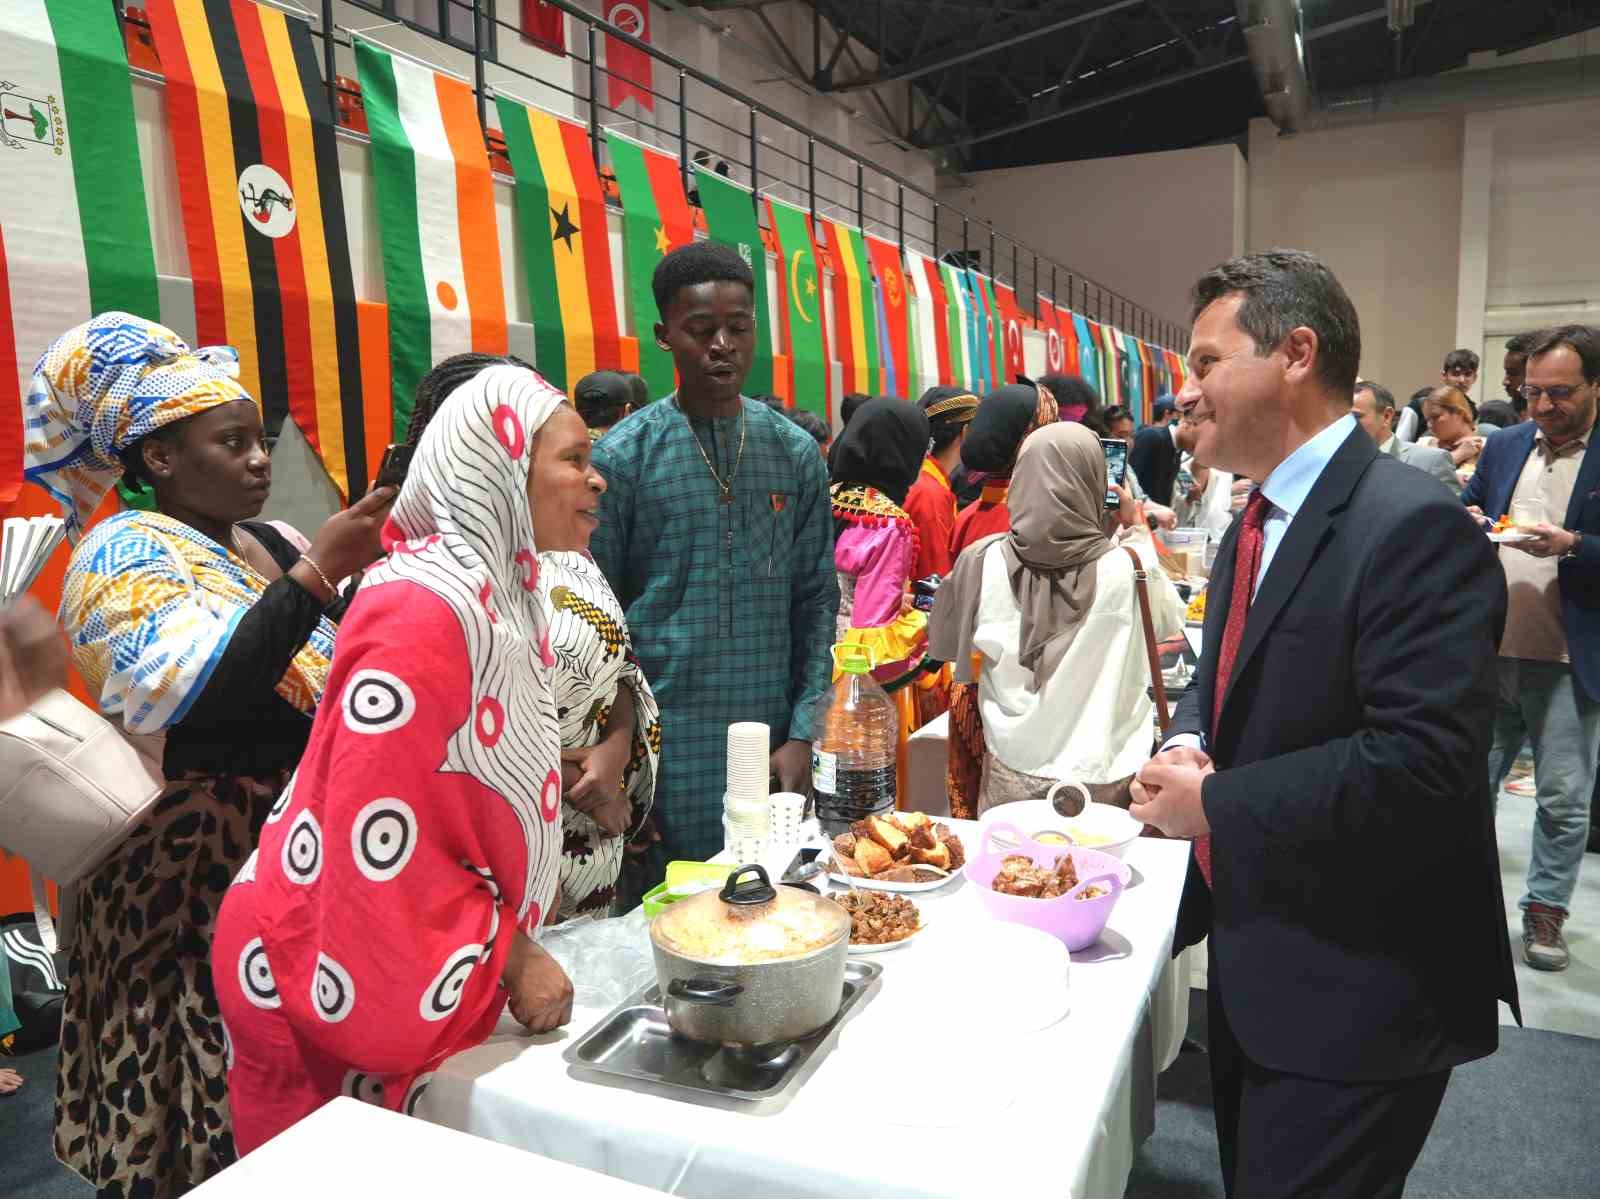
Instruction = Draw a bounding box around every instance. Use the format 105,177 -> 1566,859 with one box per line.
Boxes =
146,0 -> 367,499
497,95 -> 622,394
605,129 -> 693,403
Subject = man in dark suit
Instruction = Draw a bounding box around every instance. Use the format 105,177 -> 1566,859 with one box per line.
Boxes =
1461,324 -> 1600,972
1131,250 -> 1518,1196
1129,396 -> 1184,505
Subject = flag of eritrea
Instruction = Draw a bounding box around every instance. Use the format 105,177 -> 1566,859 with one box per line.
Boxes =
605,130 -> 693,403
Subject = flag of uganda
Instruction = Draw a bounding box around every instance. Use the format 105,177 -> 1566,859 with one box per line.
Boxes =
147,0 -> 367,499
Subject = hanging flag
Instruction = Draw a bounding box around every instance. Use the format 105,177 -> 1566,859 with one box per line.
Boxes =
1097,323 -> 1126,409
0,0 -> 160,504
1073,312 -> 1100,397
695,168 -> 773,395
602,1 -> 653,112
819,217 -> 879,398
865,235 -> 911,399
940,262 -> 977,390
969,272 -> 1004,388
1060,306 -> 1081,376
520,1 -> 565,55
994,281 -> 1027,380
906,249 -> 949,392
1038,299 -> 1064,375
1119,330 -> 1144,417
146,0 -> 369,498
497,96 -> 621,394
605,129 -> 692,403
766,198 -> 830,419
356,38 -> 507,436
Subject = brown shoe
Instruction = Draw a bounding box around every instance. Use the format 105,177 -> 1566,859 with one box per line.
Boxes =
1522,903 -> 1570,972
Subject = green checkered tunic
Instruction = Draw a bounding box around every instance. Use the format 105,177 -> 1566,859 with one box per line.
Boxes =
591,397 -> 839,862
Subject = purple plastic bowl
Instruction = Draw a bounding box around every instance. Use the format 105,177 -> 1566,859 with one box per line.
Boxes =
964,820 -> 1132,952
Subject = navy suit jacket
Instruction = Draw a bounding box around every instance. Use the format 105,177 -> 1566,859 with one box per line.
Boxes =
1461,422 -> 1600,701
1173,426 -> 1517,1083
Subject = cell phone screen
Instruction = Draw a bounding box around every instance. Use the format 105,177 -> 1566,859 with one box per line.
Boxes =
1102,438 -> 1128,508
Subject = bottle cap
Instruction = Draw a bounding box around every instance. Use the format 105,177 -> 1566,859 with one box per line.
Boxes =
831,642 -> 874,675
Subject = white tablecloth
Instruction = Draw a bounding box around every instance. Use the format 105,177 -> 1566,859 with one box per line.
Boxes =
191,1096 -> 666,1196
418,827 -> 1191,1199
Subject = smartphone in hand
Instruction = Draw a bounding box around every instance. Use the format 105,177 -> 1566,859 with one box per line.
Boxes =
1101,438 -> 1129,508
373,443 -> 415,491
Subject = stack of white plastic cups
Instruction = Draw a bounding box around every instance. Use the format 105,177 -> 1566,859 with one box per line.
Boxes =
723,722 -> 771,863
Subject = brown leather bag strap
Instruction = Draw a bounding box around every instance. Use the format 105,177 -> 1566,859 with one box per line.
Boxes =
1122,545 -> 1171,736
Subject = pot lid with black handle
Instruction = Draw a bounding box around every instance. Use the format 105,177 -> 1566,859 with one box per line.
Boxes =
650,864 -> 848,964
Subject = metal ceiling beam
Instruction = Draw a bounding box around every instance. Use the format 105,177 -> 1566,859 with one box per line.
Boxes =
753,6 -> 809,84
937,50 -> 1249,146
1305,0 -> 1435,42
830,0 -> 1147,92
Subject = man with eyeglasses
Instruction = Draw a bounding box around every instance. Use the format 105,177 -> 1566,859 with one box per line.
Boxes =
1463,324 -> 1600,972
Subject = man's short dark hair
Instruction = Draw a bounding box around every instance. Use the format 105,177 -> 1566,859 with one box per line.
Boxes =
1444,348 -> 1480,374
788,408 -> 829,446
752,393 -> 788,412
1039,373 -> 1100,420
1354,379 -> 1397,415
1476,399 -> 1518,428
574,370 -> 633,429
1101,404 -> 1134,428
625,372 -> 649,409
1525,325 -> 1600,383
1190,248 -> 1362,397
840,393 -> 871,428
652,241 -> 754,315
1505,332 -> 1536,356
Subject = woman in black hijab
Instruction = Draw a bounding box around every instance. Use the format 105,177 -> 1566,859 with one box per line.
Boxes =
827,398 -> 933,800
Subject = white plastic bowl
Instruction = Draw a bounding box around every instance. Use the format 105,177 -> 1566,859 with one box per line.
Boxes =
976,798 -> 1142,859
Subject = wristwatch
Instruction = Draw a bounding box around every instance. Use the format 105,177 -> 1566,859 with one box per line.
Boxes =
1562,531 -> 1583,560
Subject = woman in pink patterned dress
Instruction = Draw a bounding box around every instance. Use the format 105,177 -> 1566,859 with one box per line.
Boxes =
213,364 -> 595,1151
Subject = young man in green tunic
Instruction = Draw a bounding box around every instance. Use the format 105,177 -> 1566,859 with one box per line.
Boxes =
591,242 -> 838,865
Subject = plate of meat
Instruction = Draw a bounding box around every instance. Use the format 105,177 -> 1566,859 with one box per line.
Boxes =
825,812 -> 966,893
834,890 -> 924,952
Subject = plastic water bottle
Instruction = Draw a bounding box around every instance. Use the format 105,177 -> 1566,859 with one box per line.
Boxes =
811,643 -> 898,835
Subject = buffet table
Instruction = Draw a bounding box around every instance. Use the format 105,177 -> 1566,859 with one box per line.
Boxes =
416,822 -> 1191,1199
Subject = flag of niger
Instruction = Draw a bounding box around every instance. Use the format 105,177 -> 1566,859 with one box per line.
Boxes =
147,0 -> 367,499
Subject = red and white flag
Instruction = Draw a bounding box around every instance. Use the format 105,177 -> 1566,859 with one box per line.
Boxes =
604,1 -> 653,112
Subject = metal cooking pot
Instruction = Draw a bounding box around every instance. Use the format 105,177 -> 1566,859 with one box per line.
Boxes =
648,864 -> 850,1049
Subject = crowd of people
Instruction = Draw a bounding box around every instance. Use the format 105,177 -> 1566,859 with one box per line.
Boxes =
1,241 -> 1594,1197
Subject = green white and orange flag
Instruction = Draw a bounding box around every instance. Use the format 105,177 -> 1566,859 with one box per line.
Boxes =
906,249 -> 952,391
0,0 -> 158,503
497,95 -> 622,395
356,38 -> 507,435
766,198 -> 830,420
819,217 -> 879,397
695,168 -> 773,395
605,129 -> 693,403
148,0 -> 369,499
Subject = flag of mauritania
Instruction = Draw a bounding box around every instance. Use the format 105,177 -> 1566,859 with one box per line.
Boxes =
497,96 -> 621,395
147,0 -> 368,499
356,39 -> 507,435
767,198 -> 830,421
819,217 -> 879,398
0,0 -> 158,504
694,168 -> 772,395
605,130 -> 692,403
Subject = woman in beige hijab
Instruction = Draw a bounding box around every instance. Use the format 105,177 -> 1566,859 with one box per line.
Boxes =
929,422 -> 1184,814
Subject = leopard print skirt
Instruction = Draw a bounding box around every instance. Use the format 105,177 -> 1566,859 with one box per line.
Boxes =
54,770 -> 287,1199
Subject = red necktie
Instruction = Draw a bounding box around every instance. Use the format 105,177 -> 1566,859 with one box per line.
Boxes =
1195,489 -> 1273,887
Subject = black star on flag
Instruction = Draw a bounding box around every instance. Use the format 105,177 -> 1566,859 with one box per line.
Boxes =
551,202 -> 579,251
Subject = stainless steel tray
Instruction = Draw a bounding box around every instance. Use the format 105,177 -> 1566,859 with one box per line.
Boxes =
563,960 -> 882,1108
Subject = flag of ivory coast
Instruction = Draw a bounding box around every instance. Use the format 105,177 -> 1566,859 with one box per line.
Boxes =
605,129 -> 693,403
497,96 -> 621,395
0,0 -> 158,503
147,0 -> 369,499
356,39 -> 507,435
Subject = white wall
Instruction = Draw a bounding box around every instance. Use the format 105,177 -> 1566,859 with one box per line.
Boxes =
933,144 -> 1247,334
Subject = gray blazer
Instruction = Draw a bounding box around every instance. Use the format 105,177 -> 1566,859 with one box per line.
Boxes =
1388,437 -> 1461,496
